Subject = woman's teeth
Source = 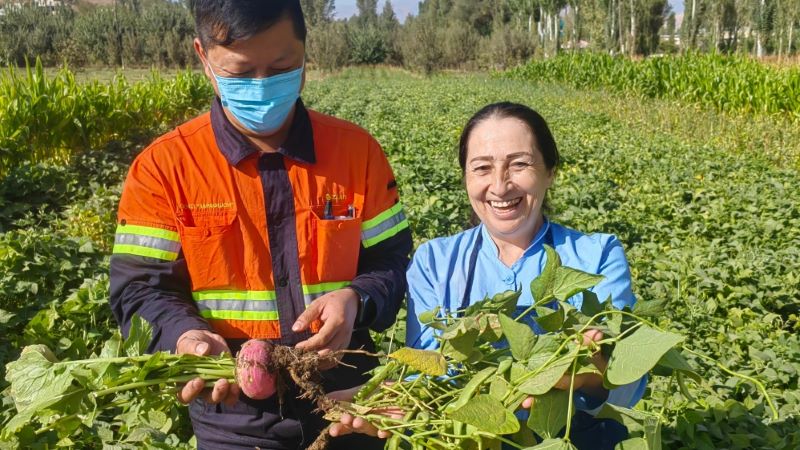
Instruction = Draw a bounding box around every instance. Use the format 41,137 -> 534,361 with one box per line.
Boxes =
489,198 -> 522,210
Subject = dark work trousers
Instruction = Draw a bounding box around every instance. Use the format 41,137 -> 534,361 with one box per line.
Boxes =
501,411 -> 629,450
191,329 -> 384,450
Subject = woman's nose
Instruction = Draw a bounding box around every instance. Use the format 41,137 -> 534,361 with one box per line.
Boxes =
490,168 -> 511,194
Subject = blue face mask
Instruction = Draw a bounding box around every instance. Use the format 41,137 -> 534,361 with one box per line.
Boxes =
209,64 -> 303,135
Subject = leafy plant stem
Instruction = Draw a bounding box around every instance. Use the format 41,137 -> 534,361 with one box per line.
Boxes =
681,346 -> 779,419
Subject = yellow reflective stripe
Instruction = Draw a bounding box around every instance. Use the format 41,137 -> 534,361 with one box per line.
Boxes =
361,203 -> 404,231
115,224 -> 179,242
112,244 -> 178,261
200,310 -> 279,321
192,290 -> 277,301
302,281 -> 350,295
363,218 -> 409,248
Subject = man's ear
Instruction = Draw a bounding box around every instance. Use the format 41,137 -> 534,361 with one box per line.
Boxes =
193,38 -> 212,79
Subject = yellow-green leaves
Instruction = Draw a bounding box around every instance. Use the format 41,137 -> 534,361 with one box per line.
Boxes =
387,348 -> 446,376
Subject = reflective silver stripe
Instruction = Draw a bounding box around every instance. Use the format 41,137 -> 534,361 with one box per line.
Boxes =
195,299 -> 278,313
303,291 -> 327,307
114,233 -> 181,254
360,210 -> 407,242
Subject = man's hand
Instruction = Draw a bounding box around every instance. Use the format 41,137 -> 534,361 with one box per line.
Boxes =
523,329 -> 608,409
175,329 -> 240,405
327,385 -> 403,438
293,288 -> 359,357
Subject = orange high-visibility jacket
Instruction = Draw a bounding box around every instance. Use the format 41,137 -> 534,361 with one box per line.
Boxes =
110,100 -> 412,349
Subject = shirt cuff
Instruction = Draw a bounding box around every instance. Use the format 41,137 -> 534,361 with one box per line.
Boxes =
155,316 -> 213,353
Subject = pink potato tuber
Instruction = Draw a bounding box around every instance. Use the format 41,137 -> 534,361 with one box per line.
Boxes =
236,339 -> 278,400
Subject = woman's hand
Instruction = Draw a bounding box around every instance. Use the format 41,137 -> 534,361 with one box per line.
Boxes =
326,385 -> 404,438
523,328 -> 608,409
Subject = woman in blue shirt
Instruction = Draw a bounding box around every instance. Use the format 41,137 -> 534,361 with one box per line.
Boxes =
331,102 -> 645,449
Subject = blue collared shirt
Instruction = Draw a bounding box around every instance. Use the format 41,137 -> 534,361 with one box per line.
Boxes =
406,219 -> 646,414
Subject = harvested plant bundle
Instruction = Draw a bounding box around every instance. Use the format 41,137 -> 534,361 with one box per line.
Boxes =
332,246 -> 777,450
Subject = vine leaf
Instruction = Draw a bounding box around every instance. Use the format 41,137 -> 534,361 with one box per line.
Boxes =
499,313 -> 537,360
531,245 -> 560,305
605,325 -> 684,386
448,394 -> 520,435
518,357 -> 574,395
524,438 -> 577,449
526,389 -> 571,439
551,267 -> 604,302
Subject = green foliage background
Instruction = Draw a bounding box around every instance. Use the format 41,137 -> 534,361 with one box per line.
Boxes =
0,63 -> 798,448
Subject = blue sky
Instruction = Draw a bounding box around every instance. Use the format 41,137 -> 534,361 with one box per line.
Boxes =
334,0 -> 684,20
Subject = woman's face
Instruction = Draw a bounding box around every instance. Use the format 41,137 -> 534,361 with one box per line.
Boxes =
464,116 -> 554,246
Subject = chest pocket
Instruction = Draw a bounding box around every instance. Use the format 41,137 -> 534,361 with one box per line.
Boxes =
178,210 -> 245,290
310,209 -> 362,282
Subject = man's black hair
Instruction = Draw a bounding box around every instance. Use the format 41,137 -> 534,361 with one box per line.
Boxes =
190,0 -> 306,48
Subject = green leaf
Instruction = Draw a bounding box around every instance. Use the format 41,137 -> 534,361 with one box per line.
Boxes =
443,327 -> 480,361
418,306 -> 446,330
449,367 -> 497,411
531,333 -> 560,355
580,291 -> 604,317
552,267 -> 604,301
595,403 -> 659,434
606,313 -> 623,336
387,347 -> 446,376
632,299 -> 667,318
524,438 -> 577,450
519,356 -> 574,395
531,245 -> 560,305
466,290 -> 522,316
0,308 -> 15,324
125,315 -> 154,357
499,313 -> 537,360
440,316 -> 480,339
449,394 -> 520,434
527,389 -> 571,439
606,325 -> 684,386
655,348 -> 701,382
6,345 -> 66,410
510,423 -> 538,447
534,306 -> 565,333
489,376 -> 511,400
615,437 -> 649,450
478,313 -> 503,342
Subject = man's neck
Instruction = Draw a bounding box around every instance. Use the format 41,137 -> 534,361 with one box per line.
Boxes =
225,105 -> 296,154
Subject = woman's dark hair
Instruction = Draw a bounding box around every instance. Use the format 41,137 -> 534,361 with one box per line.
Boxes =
458,102 -> 560,175
458,102 -> 560,225
191,0 -> 307,48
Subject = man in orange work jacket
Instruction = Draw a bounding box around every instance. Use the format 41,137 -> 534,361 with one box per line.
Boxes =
109,1 -> 412,449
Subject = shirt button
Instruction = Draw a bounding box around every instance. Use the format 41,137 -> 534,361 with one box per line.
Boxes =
277,277 -> 288,287
503,276 -> 514,285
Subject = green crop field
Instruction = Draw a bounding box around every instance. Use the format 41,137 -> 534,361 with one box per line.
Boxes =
0,64 -> 798,449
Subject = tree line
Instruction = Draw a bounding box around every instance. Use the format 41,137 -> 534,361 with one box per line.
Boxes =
1,0 -> 798,71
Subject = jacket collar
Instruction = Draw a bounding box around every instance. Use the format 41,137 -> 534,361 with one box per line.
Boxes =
210,96 -> 316,166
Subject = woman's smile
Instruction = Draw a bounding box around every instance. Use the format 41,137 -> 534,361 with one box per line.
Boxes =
488,197 -> 523,215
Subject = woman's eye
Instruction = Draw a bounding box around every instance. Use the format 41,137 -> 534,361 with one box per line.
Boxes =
511,162 -> 532,169
472,165 -> 491,173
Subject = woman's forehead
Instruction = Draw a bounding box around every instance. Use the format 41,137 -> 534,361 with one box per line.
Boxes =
467,118 -> 539,159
